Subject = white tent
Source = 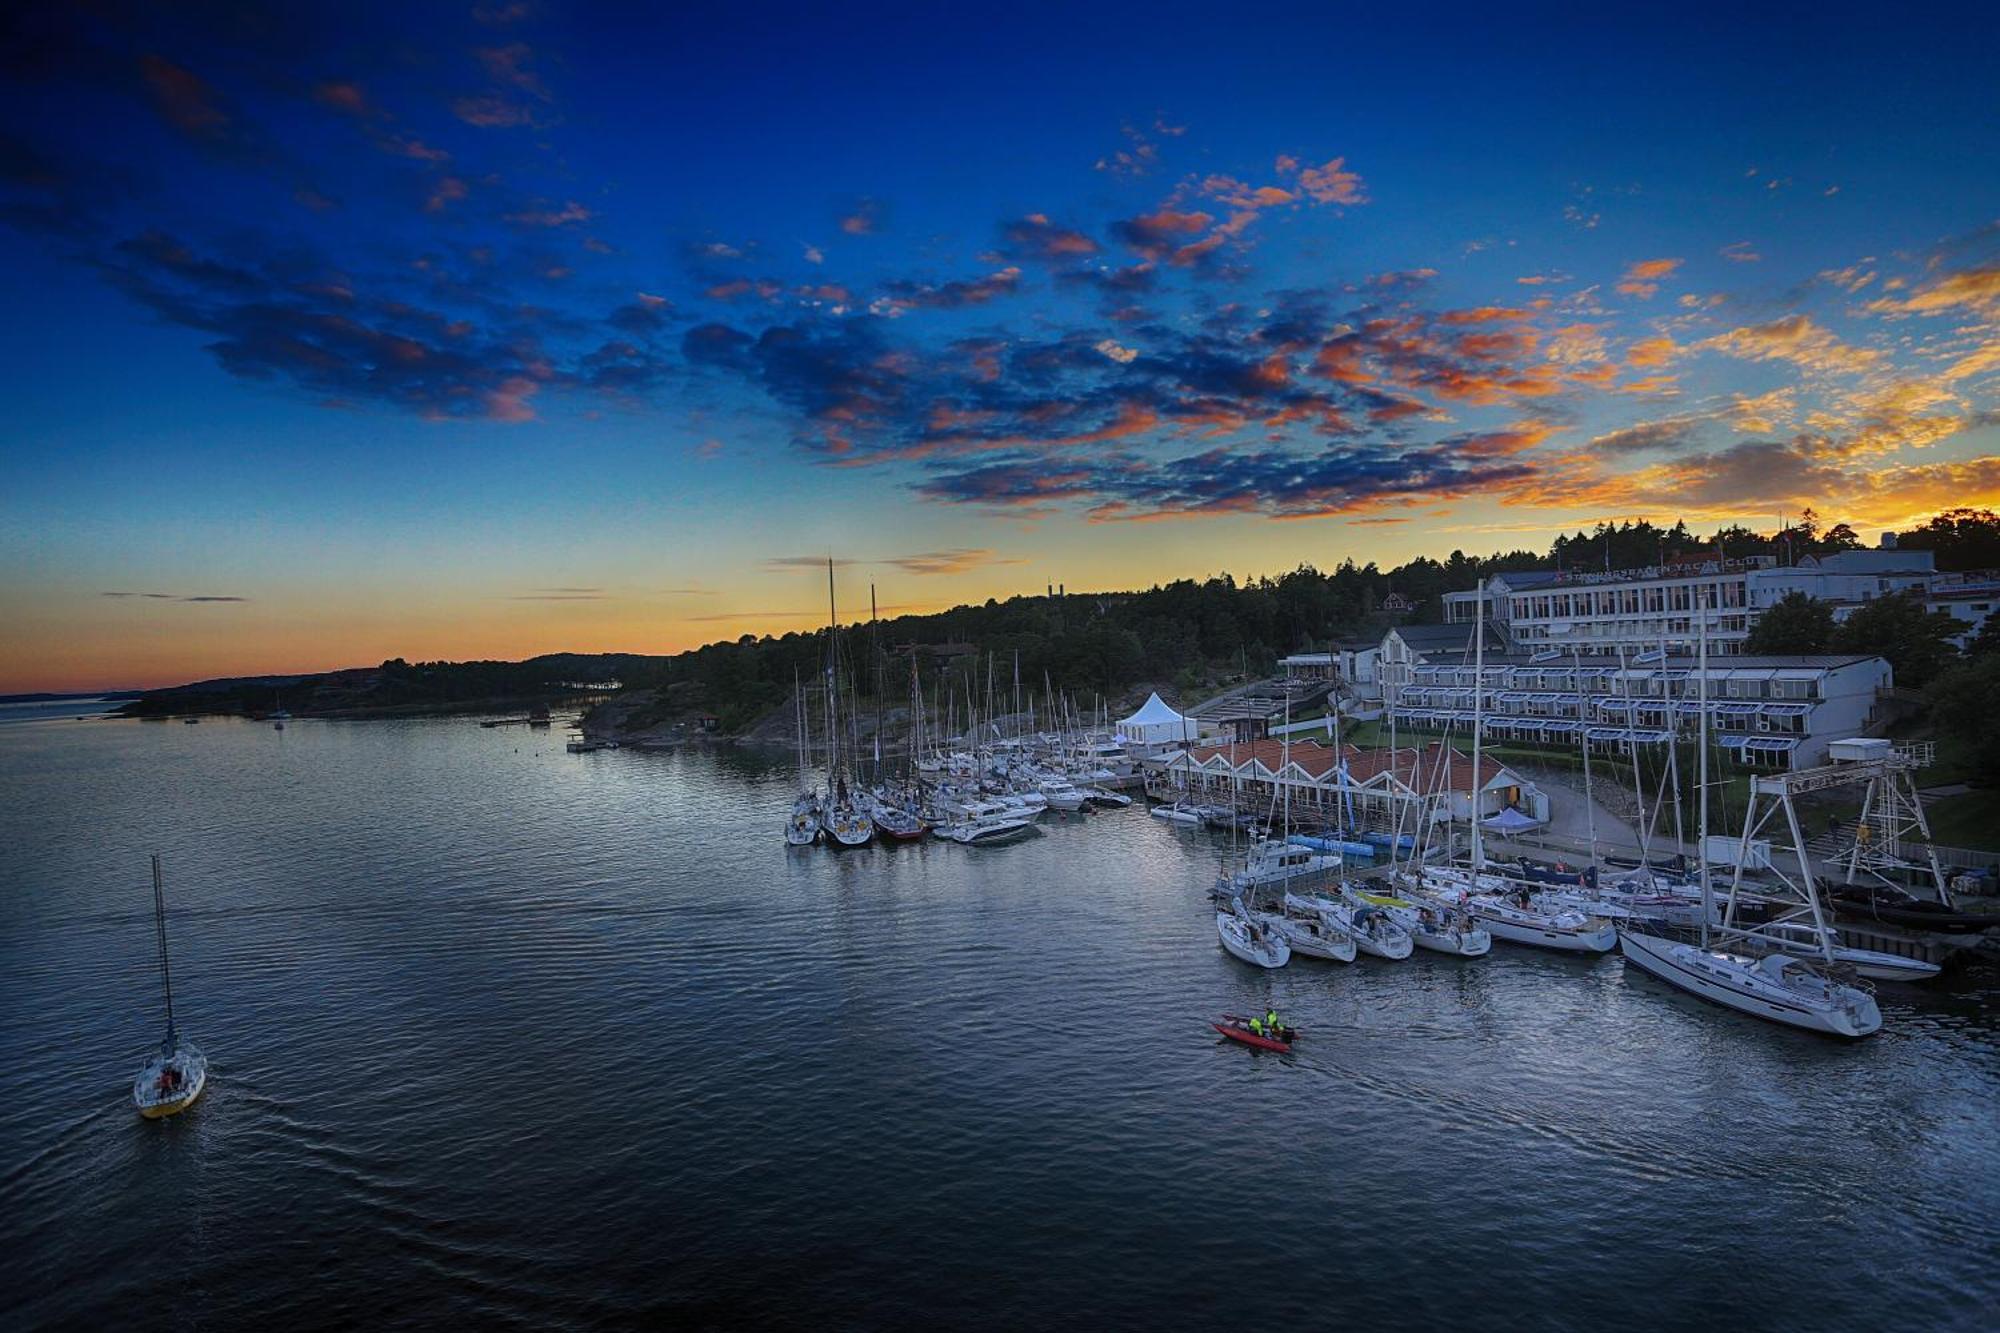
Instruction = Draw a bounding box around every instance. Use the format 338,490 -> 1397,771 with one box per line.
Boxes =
1116,692 -> 1194,747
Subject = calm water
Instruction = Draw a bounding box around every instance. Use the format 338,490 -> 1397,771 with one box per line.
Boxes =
2,717 -> 1995,1331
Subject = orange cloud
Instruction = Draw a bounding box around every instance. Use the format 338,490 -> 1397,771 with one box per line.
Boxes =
1625,336 -> 1675,368
1699,315 -> 1883,374
1864,265 -> 2000,316
1616,257 -> 1682,299
1289,156 -> 1368,205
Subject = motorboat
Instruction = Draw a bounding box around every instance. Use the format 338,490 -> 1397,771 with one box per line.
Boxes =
1083,787 -> 1133,809
1742,921 -> 1941,983
1217,897 -> 1290,968
1350,888 -> 1491,957
133,856 -> 207,1119
1221,838 -> 1341,895
1037,778 -> 1089,812
1618,928 -> 1882,1037
945,813 -> 1038,846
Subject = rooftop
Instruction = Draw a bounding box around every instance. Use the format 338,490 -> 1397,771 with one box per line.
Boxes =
1179,737 -> 1513,792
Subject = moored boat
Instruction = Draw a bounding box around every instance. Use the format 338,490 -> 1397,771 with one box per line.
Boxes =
1618,928 -> 1882,1037
1352,888 -> 1490,957
1217,897 -> 1290,968
1271,895 -> 1357,962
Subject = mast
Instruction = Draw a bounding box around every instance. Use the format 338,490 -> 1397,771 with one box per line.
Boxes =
1697,587 -> 1712,948
1469,578 -> 1486,871
151,854 -> 177,1048
825,559 -> 840,791
1574,641 -> 1599,868
870,583 -> 882,784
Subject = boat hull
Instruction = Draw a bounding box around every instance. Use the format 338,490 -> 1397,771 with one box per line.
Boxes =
1212,1021 -> 1290,1053
1617,930 -> 1882,1038
1270,915 -> 1357,963
1217,913 -> 1290,968
134,1058 -> 207,1119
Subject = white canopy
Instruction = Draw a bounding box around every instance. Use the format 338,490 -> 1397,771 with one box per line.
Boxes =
1116,692 -> 1193,745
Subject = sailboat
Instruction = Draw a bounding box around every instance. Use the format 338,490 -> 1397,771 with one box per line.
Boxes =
1216,896 -> 1290,968
820,560 -> 875,848
132,855 -> 207,1119
786,676 -> 822,846
1616,590 -> 1882,1037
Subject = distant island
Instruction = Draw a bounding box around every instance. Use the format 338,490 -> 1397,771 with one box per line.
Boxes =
1,690 -> 144,704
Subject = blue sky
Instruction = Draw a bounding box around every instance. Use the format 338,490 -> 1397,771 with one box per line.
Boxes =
1,1 -> 1995,689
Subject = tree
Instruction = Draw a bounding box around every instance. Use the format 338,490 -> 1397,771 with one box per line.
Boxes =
1896,507 -> 2000,571
1745,592 -> 1835,655
1965,614 -> 2000,659
1821,522 -> 1863,552
1832,591 -> 1963,688
1926,655 -> 2000,783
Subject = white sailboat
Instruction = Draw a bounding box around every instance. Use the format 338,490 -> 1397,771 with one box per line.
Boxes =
1275,892 -> 1359,962
1348,885 -> 1491,957
820,560 -> 874,848
1217,896 -> 1290,968
1616,589 -> 1882,1037
1312,895 -> 1413,960
133,855 -> 207,1119
786,677 -> 821,846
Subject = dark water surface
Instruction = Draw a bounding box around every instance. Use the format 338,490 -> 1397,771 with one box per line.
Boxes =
2,716 -> 1995,1330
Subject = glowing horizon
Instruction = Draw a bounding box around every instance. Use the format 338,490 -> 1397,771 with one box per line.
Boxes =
2,3 -> 1995,693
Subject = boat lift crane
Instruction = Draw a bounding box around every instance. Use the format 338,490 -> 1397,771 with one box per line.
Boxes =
1721,740 -> 1951,940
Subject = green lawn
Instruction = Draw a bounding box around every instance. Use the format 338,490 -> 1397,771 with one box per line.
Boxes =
1921,790 -> 2000,854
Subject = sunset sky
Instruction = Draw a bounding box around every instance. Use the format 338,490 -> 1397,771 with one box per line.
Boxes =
2,2 -> 1996,692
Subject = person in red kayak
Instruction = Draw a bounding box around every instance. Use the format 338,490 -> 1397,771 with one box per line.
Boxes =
1264,1007 -> 1280,1038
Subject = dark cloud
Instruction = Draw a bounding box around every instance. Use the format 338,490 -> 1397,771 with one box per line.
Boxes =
880,549 -> 1017,575
1591,417 -> 1704,455
86,229 -> 647,420
917,431 -> 1544,522
102,591 -> 248,602
998,215 -> 1099,263
877,267 -> 1022,311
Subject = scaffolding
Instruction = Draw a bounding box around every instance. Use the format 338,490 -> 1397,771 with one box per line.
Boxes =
1722,742 -> 1949,939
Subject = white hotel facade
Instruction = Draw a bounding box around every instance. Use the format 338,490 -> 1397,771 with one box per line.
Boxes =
1380,650 -> 1890,770
1442,545 -> 1995,658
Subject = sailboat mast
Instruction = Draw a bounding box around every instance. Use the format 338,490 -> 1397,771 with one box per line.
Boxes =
825,559 -> 840,784
1575,642 -> 1599,867
151,853 -> 177,1043
1697,587 -> 1712,948
1470,578 -> 1486,870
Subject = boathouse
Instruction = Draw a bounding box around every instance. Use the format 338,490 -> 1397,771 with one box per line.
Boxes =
1146,737 -> 1549,833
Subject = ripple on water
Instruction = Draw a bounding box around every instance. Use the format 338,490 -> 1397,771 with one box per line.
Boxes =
0,716 -> 1995,1330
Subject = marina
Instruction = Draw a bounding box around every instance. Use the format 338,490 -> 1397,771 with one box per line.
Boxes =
2,712 -> 1996,1327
